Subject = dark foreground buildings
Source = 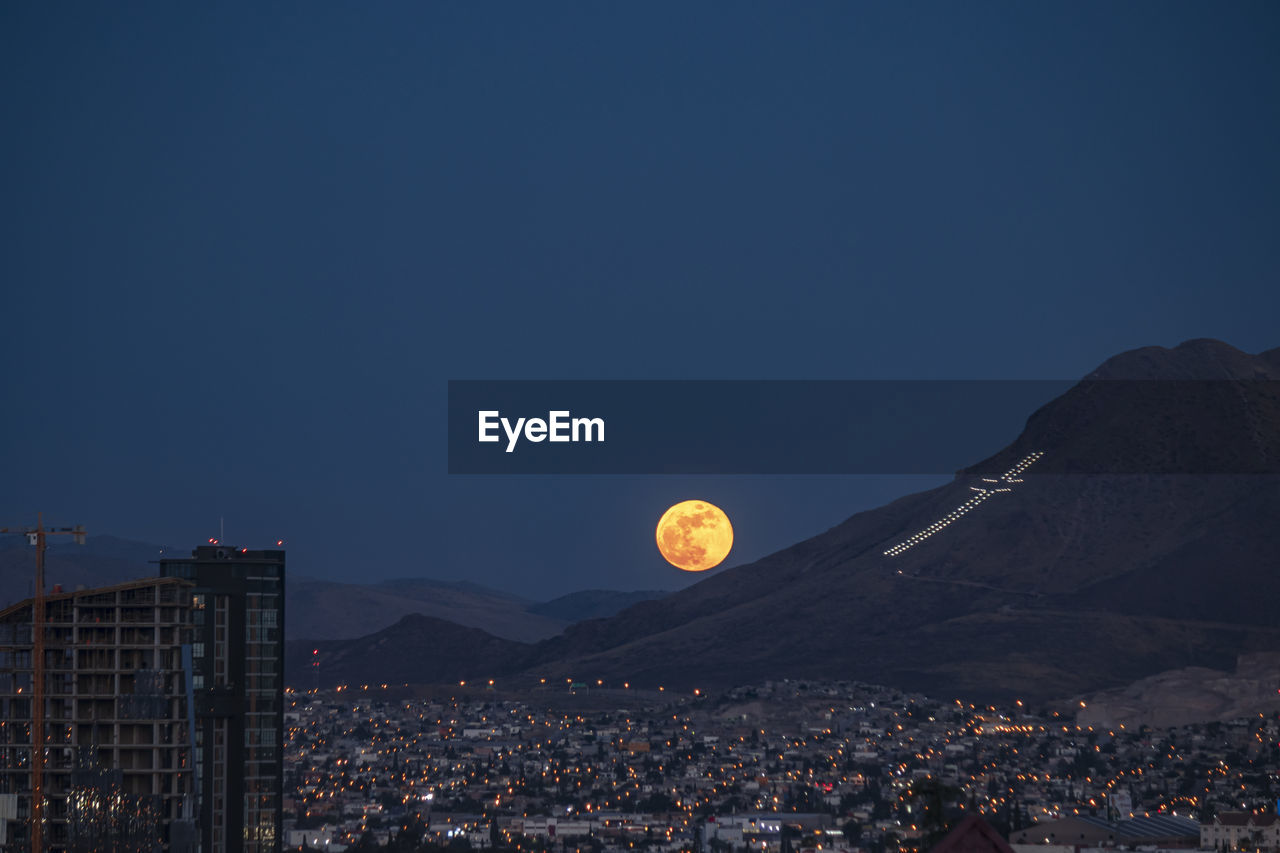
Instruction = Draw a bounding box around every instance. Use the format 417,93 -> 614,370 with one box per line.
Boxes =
159,545 -> 285,853
0,544 -> 285,852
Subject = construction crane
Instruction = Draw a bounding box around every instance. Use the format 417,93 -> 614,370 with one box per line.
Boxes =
1,514 -> 85,853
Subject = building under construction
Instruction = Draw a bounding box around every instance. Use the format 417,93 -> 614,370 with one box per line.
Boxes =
0,577 -> 199,852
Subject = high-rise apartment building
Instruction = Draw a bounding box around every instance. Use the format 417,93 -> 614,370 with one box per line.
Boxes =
158,545 -> 285,853
0,577 -> 198,853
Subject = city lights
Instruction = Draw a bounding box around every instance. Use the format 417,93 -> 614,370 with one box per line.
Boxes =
884,452 -> 1044,557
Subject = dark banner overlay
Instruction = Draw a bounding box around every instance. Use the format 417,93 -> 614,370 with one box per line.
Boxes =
447,380 -> 1280,475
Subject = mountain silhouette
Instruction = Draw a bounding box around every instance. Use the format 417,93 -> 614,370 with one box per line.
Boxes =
295,339 -> 1280,703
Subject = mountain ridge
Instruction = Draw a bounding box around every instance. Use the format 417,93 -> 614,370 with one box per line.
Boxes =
293,339 -> 1280,703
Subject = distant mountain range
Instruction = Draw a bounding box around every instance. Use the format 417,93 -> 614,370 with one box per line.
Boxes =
529,589 -> 671,622
290,339 -> 1280,704
0,536 -> 665,643
291,613 -> 529,688
287,576 -> 564,643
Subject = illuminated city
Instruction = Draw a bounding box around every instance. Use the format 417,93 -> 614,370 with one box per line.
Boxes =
4,3 -> 1280,853
279,681 -> 1280,851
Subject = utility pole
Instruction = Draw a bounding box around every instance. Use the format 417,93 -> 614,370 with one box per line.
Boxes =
1,514 -> 85,853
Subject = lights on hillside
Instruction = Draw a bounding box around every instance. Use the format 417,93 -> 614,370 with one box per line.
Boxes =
883,452 -> 1043,557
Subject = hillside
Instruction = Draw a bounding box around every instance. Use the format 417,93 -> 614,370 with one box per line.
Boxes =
524,340 -> 1280,700
285,613 -> 531,688
300,340 -> 1280,703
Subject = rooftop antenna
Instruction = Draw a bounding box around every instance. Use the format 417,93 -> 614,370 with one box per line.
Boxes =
220,516 -> 224,542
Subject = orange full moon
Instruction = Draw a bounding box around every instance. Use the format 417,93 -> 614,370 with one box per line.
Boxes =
655,500 -> 734,572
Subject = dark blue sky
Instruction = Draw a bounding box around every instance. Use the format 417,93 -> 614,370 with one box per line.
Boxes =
3,3 -> 1277,598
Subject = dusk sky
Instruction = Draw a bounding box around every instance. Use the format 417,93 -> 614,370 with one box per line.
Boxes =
3,3 -> 1278,598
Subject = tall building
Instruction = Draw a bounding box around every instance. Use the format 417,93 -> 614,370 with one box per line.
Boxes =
0,577 -> 199,852
158,545 -> 285,853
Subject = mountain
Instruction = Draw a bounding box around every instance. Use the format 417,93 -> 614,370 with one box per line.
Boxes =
528,590 -> 668,622
297,339 -> 1280,703
285,613 -> 529,688
525,340 -> 1280,700
286,576 -> 568,643
287,579 -> 668,642
965,338 -> 1280,477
